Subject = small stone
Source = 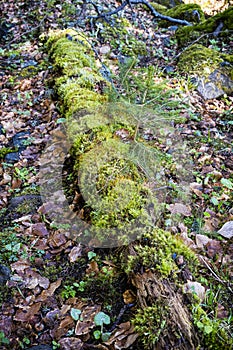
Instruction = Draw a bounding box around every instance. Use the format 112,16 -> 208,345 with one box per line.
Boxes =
184,281 -> 206,301
4,152 -> 20,163
0,265 -> 10,285
218,221 -> 233,239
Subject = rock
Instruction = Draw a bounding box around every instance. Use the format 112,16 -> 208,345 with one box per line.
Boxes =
12,131 -> 31,151
6,195 -> 42,221
218,221 -> 233,239
197,68 -> 233,100
184,281 -> 206,301
0,265 -> 10,285
178,44 -> 233,99
4,151 -> 20,163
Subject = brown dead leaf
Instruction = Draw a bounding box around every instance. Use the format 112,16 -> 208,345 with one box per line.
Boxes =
36,278 -> 62,302
49,232 -> 67,248
25,271 -> 50,290
190,182 -> 203,197
31,222 -> 49,237
115,128 -> 131,141
53,315 -> 75,339
123,290 -> 136,305
11,259 -> 31,273
13,302 -> 41,322
169,203 -> 191,216
59,337 -> 84,350
203,217 -> 219,232
19,79 -> 32,91
216,304 -> 228,319
69,245 -> 83,263
206,240 -> 222,259
86,260 -> 99,275
75,305 -> 101,336
105,322 -> 138,349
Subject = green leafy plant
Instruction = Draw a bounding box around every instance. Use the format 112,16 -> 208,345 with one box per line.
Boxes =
0,331 -> 10,345
70,308 -> 82,321
52,340 -> 61,349
93,311 -> 111,342
61,284 -> 76,299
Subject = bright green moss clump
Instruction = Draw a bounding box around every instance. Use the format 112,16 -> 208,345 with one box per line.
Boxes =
125,228 -> 198,277
177,44 -> 223,76
45,29 -> 109,118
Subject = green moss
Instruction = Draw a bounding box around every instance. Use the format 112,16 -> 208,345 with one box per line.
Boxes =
150,2 -> 167,12
132,302 -> 169,346
45,29 -> 109,118
160,4 -> 205,27
0,147 -> 17,160
125,228 -> 198,277
154,0 -> 183,8
57,79 -> 107,118
176,7 -> 233,47
177,44 -> 223,76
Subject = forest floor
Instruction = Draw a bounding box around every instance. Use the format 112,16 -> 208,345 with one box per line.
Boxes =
0,1 -> 233,349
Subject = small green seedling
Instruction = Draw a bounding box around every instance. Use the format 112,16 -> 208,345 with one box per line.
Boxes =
88,251 -> 96,260
0,331 -> 10,345
93,311 -> 111,342
70,308 -> 82,321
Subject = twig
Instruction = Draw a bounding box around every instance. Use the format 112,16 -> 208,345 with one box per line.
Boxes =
90,0 -> 192,26
174,33 -> 210,60
199,255 -> 233,294
7,16 -> 47,46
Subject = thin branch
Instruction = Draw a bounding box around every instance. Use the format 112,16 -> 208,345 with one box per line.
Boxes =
199,255 -> 233,294
7,16 -> 47,45
90,0 -> 192,26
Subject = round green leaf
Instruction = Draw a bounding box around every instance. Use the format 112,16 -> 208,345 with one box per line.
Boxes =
101,332 -> 111,342
93,330 -> 101,339
70,308 -> 82,321
94,311 -> 110,326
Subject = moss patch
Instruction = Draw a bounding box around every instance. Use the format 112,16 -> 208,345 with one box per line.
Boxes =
125,228 -> 198,277
45,29 -> 109,118
176,7 -> 233,47
160,3 -> 205,27
177,44 -> 223,76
